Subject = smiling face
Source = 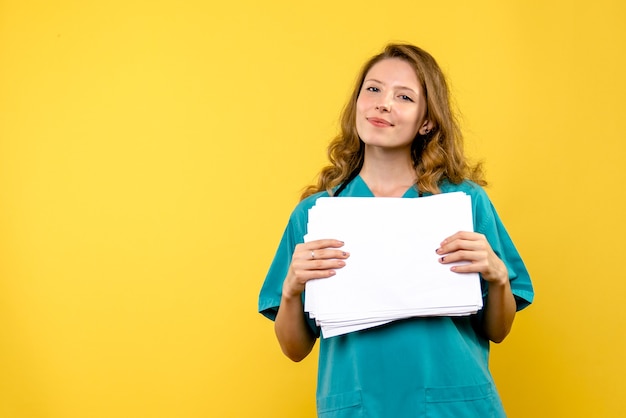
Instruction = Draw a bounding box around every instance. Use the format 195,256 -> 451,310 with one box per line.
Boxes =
355,58 -> 431,152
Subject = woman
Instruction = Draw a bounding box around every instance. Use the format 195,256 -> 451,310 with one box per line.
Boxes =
259,43 -> 534,417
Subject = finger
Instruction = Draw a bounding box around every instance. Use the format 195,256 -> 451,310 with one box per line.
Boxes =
308,248 -> 350,261
293,257 -> 347,272
297,268 -> 339,281
438,250 -> 486,264
439,231 -> 472,244
449,262 -> 487,274
437,239 -> 485,255
285,266 -> 339,296
306,239 -> 345,250
291,260 -> 346,283
439,231 -> 484,246
296,241 -> 349,261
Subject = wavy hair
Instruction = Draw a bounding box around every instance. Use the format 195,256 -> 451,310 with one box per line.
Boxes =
301,43 -> 485,200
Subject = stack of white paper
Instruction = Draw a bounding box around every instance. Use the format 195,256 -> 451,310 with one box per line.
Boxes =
304,192 -> 483,338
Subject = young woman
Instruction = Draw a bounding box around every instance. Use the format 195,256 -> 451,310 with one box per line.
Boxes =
259,43 -> 534,417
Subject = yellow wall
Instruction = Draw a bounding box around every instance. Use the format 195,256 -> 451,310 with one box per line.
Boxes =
1,1 -> 624,417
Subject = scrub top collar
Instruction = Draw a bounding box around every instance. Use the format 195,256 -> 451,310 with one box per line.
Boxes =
342,175 -> 422,198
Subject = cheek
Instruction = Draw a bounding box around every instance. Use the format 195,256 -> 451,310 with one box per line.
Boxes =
355,116 -> 366,139
404,109 -> 423,131
355,99 -> 368,136
355,97 -> 368,115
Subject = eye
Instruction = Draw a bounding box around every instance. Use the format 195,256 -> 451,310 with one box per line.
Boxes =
399,94 -> 414,102
366,86 -> 380,93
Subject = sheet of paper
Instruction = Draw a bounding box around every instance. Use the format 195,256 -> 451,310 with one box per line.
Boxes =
304,192 -> 483,338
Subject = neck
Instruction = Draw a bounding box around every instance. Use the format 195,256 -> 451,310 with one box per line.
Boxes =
359,146 -> 416,197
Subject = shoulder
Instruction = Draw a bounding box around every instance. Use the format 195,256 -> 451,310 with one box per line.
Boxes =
298,190 -> 329,209
440,179 -> 485,194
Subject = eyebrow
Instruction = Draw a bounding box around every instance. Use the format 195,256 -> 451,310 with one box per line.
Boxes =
364,78 -> 417,94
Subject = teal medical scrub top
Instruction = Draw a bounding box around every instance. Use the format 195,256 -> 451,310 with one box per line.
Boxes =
259,176 -> 534,418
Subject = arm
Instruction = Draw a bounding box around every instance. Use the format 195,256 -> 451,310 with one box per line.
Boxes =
275,239 -> 349,361
275,290 -> 316,362
482,274 -> 516,343
437,231 -> 516,343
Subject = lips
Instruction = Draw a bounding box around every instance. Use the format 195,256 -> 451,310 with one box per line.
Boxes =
367,117 -> 393,127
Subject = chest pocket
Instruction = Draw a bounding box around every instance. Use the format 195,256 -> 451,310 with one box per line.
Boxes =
317,390 -> 363,418
425,382 -> 504,418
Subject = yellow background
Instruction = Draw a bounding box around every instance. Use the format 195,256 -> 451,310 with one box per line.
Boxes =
1,0 -> 624,417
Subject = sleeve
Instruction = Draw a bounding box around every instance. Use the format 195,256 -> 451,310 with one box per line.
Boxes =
258,199 -> 321,336
471,186 -> 535,311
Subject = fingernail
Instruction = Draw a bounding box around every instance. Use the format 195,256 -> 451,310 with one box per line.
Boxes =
439,257 -> 445,263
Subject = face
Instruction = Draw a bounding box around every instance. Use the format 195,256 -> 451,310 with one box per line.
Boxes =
355,58 -> 431,151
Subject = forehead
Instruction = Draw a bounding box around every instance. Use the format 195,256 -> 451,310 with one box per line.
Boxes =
364,58 -> 419,87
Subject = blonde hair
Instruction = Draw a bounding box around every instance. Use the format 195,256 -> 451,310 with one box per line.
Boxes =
301,43 -> 485,199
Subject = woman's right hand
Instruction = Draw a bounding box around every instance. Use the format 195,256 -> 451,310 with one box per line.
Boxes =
282,239 -> 350,299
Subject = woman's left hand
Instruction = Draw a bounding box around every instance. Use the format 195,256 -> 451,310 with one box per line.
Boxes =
436,231 -> 508,285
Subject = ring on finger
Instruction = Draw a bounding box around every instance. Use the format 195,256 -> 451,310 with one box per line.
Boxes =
311,250 -> 315,260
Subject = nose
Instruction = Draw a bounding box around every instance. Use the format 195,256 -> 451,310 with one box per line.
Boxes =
375,94 -> 391,112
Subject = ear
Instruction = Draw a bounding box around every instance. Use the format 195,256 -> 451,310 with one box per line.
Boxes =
419,120 -> 434,135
